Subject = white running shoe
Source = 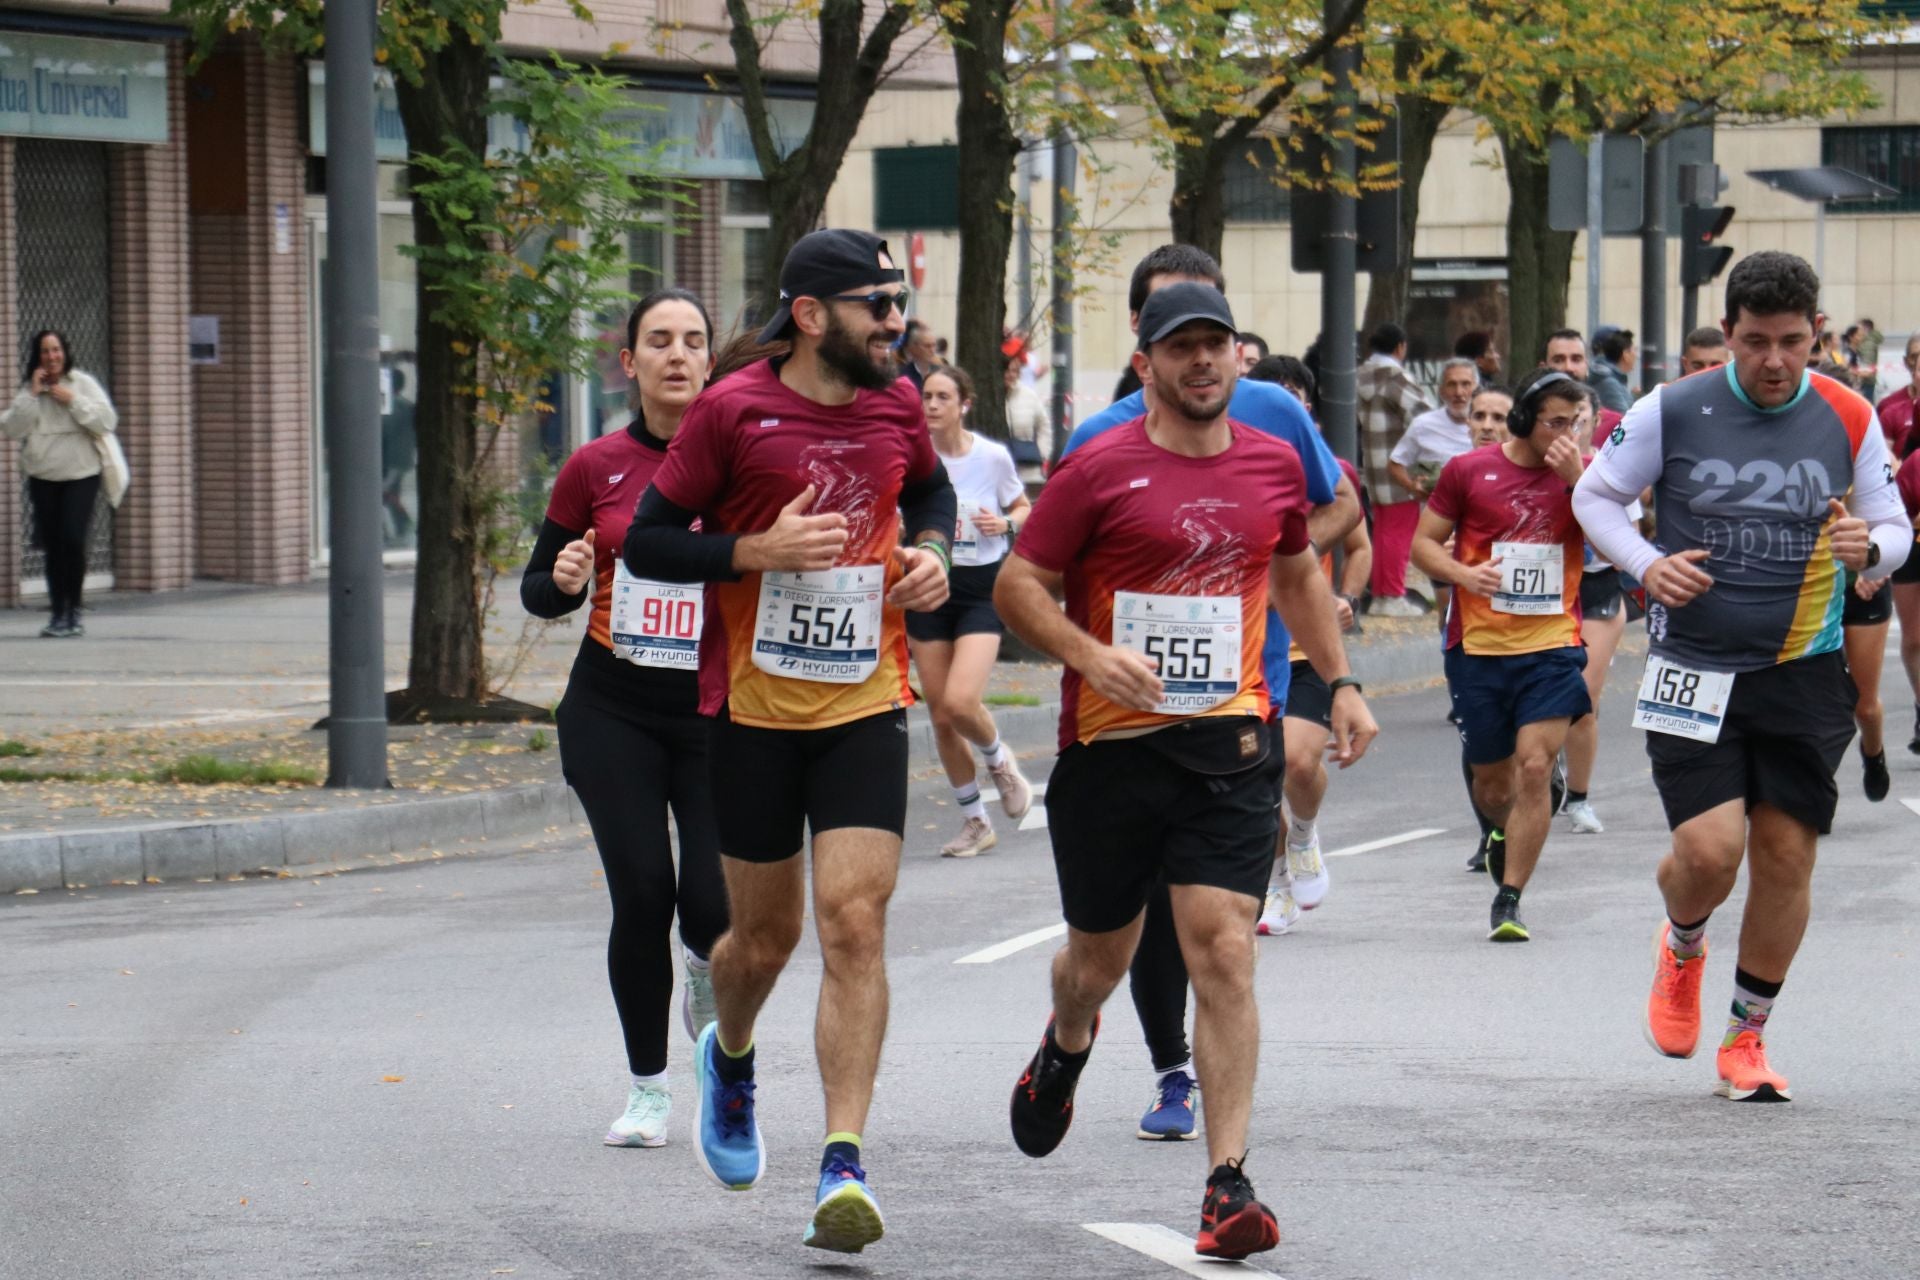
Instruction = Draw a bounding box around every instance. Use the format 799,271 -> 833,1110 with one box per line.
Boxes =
987,754 -> 1033,819
682,960 -> 717,1043
1286,835 -> 1330,910
941,816 -> 997,858
1369,594 -> 1427,618
606,1081 -> 671,1148
1256,886 -> 1301,936
1565,799 -> 1604,834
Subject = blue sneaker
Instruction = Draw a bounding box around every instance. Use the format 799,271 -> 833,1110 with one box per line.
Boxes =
802,1153 -> 885,1253
692,1022 -> 764,1190
1136,1069 -> 1199,1141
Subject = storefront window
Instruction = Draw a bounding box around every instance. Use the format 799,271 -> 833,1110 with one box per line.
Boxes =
594,198 -> 676,437
720,180 -> 771,338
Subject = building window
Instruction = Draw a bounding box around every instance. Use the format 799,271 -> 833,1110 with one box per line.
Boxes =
720,180 -> 772,334
873,146 -> 961,231
1223,140 -> 1290,223
1821,126 -> 1920,212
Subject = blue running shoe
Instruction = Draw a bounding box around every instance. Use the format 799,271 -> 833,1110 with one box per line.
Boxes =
692,1022 -> 764,1190
802,1153 -> 885,1253
1136,1069 -> 1199,1141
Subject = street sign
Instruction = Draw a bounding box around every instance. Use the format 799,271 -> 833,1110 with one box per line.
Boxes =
1548,135 -> 1644,233
908,231 -> 926,289
1289,112 -> 1402,275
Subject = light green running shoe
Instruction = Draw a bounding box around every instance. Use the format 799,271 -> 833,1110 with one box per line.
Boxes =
682,957 -> 717,1043
605,1081 -> 671,1148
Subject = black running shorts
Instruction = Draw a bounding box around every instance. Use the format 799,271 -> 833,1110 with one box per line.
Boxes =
1578,567 -> 1624,620
1283,659 -> 1333,730
906,562 -> 1005,642
1045,726 -> 1277,934
1645,649 -> 1857,835
709,704 -> 910,860
1841,575 -> 1894,627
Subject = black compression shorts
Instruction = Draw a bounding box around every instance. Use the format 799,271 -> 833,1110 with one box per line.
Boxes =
709,704 -> 910,860
906,561 -> 1005,642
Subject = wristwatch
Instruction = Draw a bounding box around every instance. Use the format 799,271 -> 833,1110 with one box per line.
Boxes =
1866,540 -> 1881,570
1329,676 -> 1364,696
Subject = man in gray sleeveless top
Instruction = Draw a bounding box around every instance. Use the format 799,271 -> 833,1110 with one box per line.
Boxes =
1574,252 -> 1911,1104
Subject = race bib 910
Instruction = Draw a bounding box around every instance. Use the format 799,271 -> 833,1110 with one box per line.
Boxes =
609,564 -> 702,671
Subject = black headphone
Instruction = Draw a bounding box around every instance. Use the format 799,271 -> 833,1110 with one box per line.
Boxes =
1507,368 -> 1580,439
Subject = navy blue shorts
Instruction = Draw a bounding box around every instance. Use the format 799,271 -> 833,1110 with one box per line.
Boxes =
1444,646 -> 1591,766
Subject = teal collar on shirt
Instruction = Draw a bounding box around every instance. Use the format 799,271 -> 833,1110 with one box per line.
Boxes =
1723,363 -> 1810,415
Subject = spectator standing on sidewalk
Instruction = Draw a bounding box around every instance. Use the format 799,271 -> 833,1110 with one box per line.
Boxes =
1004,353 -> 1052,485
2,330 -> 118,638
1455,330 -> 1501,382
1357,321 -> 1436,616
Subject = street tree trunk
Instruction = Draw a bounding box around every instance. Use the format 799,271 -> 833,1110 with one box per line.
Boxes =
395,35 -> 491,705
727,0 -> 915,329
1501,132 -> 1576,380
945,1 -> 1022,439
1364,82 -> 1449,331
1169,138 -> 1231,260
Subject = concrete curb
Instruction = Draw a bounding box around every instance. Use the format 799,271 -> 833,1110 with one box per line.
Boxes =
0,781 -> 584,895
2,633 -> 1446,897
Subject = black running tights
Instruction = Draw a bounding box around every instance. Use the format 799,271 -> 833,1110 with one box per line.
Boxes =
556,691 -> 728,1076
1128,880 -> 1192,1073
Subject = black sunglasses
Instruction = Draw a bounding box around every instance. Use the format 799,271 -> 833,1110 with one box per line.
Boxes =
821,289 -> 910,321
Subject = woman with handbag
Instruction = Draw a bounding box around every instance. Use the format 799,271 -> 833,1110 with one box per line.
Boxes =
2,331 -> 119,637
1003,353 -> 1051,486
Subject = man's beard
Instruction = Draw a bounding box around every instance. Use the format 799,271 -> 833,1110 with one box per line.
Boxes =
817,308 -> 900,391
1163,377 -> 1231,423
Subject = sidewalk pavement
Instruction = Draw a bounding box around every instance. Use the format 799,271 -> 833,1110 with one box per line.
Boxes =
0,573 -> 1448,894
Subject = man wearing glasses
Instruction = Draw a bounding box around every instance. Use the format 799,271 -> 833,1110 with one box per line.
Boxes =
624,228 -> 956,1253
1411,368 -> 1592,943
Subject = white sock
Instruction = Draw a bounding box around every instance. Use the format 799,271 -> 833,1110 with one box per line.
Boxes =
631,1070 -> 667,1090
684,949 -> 710,972
954,783 -> 987,822
982,738 -> 1010,770
1156,1058 -> 1194,1082
1287,814 -> 1318,849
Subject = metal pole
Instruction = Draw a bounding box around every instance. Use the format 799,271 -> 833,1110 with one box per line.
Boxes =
1017,150 -> 1033,332
1585,133 -> 1604,343
1815,201 -> 1827,284
1639,131 -> 1669,393
324,0 -> 390,788
1048,0 -> 1074,463
1319,0 -> 1360,467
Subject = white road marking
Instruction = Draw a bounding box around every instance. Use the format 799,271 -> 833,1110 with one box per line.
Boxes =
980,781 -> 1050,831
1322,827 -> 1448,858
954,923 -> 1066,965
1084,1222 -> 1282,1277
954,828 -> 1448,966
1903,798 -> 1920,820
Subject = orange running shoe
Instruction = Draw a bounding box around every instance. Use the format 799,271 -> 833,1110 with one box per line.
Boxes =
1715,1030 -> 1791,1102
1644,922 -> 1706,1059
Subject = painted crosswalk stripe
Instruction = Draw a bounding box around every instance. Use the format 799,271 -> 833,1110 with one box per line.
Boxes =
954,828 -> 1447,966
980,781 -> 1050,830
1083,1222 -> 1283,1277
954,922 -> 1067,966
1903,798 -> 1920,820
1323,827 -> 1447,858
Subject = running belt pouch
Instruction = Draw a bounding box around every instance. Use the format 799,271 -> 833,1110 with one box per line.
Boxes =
1138,715 -> 1270,775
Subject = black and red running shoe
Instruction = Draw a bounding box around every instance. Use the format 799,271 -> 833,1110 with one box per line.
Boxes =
1196,1154 -> 1281,1260
1009,1015 -> 1097,1157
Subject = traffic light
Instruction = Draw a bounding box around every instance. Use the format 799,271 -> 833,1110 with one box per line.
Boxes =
1681,205 -> 1735,288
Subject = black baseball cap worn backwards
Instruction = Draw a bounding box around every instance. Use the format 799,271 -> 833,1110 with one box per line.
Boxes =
757,228 -> 905,343
1136,281 -> 1237,350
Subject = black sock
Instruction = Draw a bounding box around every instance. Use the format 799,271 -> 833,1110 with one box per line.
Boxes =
1565,789 -> 1588,804
822,1137 -> 861,1172
712,1038 -> 754,1085
1045,1020 -> 1094,1066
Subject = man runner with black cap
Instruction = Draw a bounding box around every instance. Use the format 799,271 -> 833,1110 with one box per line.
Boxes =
997,283 -> 1377,1261
625,228 -> 956,1252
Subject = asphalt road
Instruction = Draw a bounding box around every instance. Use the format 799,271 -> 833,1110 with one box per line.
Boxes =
4,659 -> 1919,1280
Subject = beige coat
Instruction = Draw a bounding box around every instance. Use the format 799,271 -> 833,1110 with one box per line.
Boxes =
0,371 -> 117,482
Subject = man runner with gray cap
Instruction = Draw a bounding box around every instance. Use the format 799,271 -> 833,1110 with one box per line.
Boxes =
997,283 -> 1377,1261
625,228 -> 956,1252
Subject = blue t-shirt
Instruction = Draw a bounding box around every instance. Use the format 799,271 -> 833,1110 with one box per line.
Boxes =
1065,379 -> 1344,710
